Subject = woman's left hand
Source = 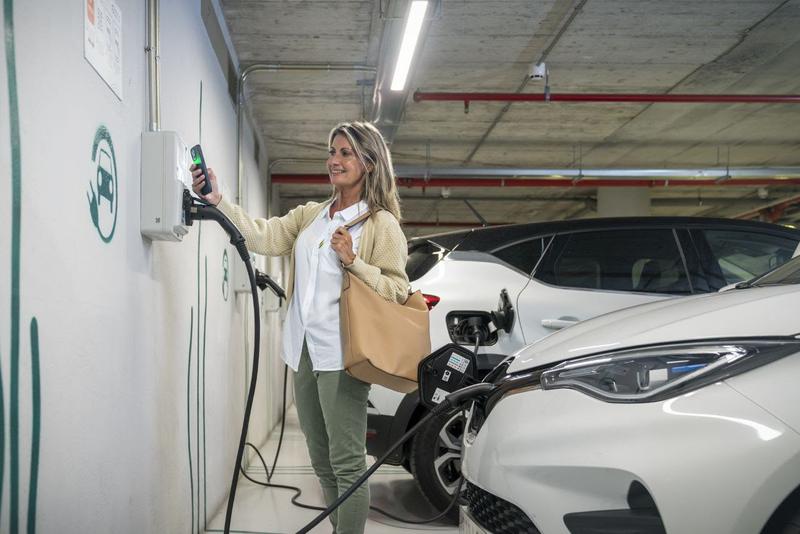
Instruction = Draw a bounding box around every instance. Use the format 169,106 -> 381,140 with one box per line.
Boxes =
331,227 -> 356,266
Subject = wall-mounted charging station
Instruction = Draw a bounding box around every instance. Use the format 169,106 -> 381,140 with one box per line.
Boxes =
141,131 -> 190,241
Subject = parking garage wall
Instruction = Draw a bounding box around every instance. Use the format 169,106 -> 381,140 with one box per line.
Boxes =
0,1 -> 283,532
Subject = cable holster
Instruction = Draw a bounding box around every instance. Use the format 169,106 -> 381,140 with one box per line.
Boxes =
183,189 -> 248,262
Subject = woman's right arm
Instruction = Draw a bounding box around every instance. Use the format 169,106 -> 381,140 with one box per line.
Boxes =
216,198 -> 306,256
191,165 -> 306,256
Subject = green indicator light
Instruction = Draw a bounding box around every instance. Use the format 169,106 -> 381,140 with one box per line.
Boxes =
193,155 -> 201,164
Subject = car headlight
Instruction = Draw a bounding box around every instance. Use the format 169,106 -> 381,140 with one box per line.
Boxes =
541,339 -> 800,403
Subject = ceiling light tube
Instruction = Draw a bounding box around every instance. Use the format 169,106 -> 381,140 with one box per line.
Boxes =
390,0 -> 429,91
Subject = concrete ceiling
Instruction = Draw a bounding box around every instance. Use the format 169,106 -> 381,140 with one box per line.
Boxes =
220,0 -> 800,235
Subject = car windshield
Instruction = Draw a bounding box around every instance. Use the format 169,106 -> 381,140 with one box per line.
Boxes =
750,255 -> 800,287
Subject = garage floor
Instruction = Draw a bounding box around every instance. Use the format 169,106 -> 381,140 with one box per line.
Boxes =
207,406 -> 459,534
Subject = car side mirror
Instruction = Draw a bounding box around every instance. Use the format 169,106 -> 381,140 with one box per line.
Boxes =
418,343 -> 478,410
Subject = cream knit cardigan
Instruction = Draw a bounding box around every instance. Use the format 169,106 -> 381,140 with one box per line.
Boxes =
217,198 -> 410,304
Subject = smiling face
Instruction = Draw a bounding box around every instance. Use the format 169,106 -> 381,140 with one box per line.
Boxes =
327,134 -> 368,192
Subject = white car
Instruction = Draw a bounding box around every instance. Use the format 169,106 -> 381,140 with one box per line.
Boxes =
459,256 -> 800,534
368,216 -> 800,517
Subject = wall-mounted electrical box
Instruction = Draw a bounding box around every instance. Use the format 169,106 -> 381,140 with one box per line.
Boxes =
141,131 -> 190,241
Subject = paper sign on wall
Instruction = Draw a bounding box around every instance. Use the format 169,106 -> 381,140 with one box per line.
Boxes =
84,0 -> 123,100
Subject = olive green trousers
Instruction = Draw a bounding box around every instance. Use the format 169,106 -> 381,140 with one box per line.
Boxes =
294,341 -> 371,534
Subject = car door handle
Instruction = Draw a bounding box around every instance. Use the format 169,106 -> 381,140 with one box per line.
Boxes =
541,318 -> 578,330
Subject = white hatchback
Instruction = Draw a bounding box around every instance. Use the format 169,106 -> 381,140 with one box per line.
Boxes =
460,256 -> 800,534
367,216 -> 800,518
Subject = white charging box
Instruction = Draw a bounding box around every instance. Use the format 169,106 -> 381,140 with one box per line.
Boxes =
141,131 -> 190,241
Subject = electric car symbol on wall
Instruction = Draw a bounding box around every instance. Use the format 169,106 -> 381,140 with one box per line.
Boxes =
96,148 -> 115,211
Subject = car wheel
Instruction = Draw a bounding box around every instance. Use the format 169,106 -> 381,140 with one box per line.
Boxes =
401,455 -> 412,474
763,486 -> 800,534
777,507 -> 800,534
410,407 -> 465,523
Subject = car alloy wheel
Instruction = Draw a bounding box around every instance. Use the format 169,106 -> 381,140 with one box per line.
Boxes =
410,407 -> 466,522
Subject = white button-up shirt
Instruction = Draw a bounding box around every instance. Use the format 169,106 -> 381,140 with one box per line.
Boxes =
282,200 -> 369,371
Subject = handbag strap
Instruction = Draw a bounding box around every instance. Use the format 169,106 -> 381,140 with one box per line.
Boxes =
343,210 -> 372,229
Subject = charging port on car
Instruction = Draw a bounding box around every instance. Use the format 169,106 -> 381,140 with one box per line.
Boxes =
447,312 -> 499,346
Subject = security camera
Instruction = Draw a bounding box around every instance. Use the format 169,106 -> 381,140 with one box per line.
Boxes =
530,62 -> 547,80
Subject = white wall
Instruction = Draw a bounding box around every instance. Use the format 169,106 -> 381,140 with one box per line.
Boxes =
0,1 -> 283,532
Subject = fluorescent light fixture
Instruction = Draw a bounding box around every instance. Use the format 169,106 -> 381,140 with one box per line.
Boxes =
390,0 -> 429,91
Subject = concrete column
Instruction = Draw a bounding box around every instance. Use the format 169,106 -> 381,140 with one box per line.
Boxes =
596,187 -> 650,217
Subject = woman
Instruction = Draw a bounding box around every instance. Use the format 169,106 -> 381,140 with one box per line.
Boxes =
192,121 -> 409,534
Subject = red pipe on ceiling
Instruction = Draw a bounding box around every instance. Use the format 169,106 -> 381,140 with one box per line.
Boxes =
734,194 -> 800,222
413,92 -> 800,104
271,174 -> 800,188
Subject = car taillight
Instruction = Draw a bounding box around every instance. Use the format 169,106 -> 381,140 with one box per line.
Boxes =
423,294 -> 440,310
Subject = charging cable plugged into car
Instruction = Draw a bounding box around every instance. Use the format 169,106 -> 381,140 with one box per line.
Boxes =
446,288 -> 515,347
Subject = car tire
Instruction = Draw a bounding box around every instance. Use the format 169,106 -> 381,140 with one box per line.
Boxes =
779,508 -> 800,534
763,485 -> 800,534
401,455 -> 412,474
410,407 -> 465,523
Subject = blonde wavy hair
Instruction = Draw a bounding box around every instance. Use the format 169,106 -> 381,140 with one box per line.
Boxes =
328,121 -> 402,220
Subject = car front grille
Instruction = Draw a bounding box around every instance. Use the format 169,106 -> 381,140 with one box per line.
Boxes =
462,481 -> 540,534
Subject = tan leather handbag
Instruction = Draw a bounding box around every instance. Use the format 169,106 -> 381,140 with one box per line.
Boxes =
339,212 -> 431,393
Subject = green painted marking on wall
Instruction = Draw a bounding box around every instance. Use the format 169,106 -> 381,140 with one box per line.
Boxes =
195,81 -> 215,530
202,255 -> 208,527
28,318 -> 40,534
187,307 -> 195,534
87,125 -> 119,243
5,0 -> 22,530
195,255 -> 205,532
202,347 -> 209,530
195,224 -> 201,533
0,345 -> 4,527
197,78 -> 210,533
198,80 -> 203,145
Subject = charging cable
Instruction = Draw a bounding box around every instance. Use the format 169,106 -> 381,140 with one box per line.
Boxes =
297,382 -> 495,533
261,316 -> 487,530
184,191 -> 261,534
184,190 -> 493,533
242,362 -> 464,527
467,316 -> 488,353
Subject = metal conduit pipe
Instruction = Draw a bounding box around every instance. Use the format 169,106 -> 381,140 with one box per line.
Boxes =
146,0 -> 161,131
394,166 -> 800,178
234,63 -> 377,204
414,92 -> 800,104
463,0 -> 588,163
734,193 -> 800,221
278,193 -> 783,207
271,175 -> 800,188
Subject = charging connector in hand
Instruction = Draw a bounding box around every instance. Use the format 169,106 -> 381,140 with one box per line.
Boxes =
182,189 -> 249,262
